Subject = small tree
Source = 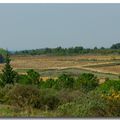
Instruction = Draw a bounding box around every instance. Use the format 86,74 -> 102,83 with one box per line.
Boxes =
55,74 -> 74,89
75,73 -> 99,91
1,53 -> 18,86
27,69 -> 40,85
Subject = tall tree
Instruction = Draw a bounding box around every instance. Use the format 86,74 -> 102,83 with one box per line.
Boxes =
1,52 -> 18,86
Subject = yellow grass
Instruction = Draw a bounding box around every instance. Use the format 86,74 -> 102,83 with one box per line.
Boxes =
93,65 -> 120,74
0,55 -> 119,75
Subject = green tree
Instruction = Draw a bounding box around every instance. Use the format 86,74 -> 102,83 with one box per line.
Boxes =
75,73 -> 98,91
1,53 -> 18,86
27,69 -> 40,85
55,74 -> 74,89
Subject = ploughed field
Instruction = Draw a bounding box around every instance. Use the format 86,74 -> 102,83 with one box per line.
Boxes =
0,55 -> 120,77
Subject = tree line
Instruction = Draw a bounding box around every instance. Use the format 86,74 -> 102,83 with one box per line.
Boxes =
14,43 -> 120,55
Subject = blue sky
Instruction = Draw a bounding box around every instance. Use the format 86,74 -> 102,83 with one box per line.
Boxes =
0,4 -> 120,50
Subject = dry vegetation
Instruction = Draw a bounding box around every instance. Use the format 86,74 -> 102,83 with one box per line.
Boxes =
0,54 -> 119,75
92,65 -> 120,74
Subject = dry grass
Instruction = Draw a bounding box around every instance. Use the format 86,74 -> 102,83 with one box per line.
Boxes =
7,55 -> 105,70
93,65 -> 120,74
0,55 -> 119,75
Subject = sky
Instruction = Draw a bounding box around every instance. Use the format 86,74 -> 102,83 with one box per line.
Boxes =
0,4 -> 120,51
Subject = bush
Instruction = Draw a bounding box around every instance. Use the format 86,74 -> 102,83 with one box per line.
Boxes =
27,69 -> 40,85
41,78 -> 56,88
54,74 -> 74,89
57,89 -> 85,104
58,91 -> 120,117
5,84 -> 40,108
39,88 -> 60,110
1,53 -> 19,86
18,75 -> 31,85
5,85 -> 60,110
74,73 -> 99,91
97,79 -> 120,94
18,70 -> 41,86
58,91 -> 107,117
0,84 -> 14,103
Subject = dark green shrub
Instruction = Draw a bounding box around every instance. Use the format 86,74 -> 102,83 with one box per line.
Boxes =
54,74 -> 74,89
27,69 -> 40,85
1,53 -> 19,86
18,70 -> 41,86
74,73 -> 98,91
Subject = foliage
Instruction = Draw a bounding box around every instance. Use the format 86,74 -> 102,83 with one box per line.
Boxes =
74,73 -> 99,91
1,53 -> 19,86
57,89 -> 85,104
97,79 -> 120,94
18,70 -> 41,86
111,43 -> 120,49
33,88 -> 60,110
14,43 -> 120,56
0,48 -> 7,56
58,91 -> 120,117
17,75 -> 31,85
5,84 -> 40,108
58,92 -> 107,117
54,74 -> 74,89
39,78 -> 56,89
27,69 -> 40,85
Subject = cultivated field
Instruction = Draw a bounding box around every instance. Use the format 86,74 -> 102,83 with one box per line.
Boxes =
0,54 -> 120,78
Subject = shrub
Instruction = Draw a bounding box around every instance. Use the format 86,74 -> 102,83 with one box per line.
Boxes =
58,90 -> 120,117
27,69 -> 40,85
97,79 -> 120,94
0,84 -> 14,103
18,75 -> 31,85
58,91 -> 118,117
5,85 -> 60,110
42,78 -> 56,88
57,89 -> 85,104
1,53 -> 19,86
74,73 -> 99,91
58,91 -> 107,117
5,84 -> 40,108
39,88 -> 60,110
18,70 -> 41,86
54,74 -> 74,89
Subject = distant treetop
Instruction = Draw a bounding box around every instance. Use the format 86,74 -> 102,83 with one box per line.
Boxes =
111,43 -> 120,49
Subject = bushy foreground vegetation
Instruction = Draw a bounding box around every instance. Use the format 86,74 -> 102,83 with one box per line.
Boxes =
0,53 -> 120,117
